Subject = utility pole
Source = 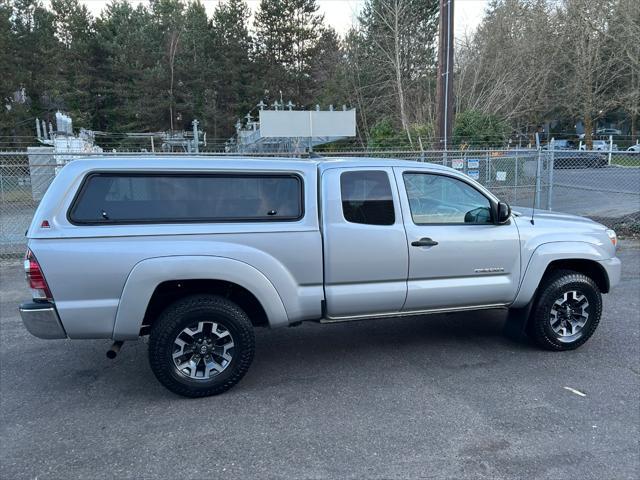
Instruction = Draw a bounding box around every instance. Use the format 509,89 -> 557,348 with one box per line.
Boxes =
192,119 -> 199,153
435,0 -> 454,151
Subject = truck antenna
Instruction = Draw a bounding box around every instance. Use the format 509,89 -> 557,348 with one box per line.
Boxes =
531,132 -> 541,225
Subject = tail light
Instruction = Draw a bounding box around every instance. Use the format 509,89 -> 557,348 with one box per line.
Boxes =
24,249 -> 53,301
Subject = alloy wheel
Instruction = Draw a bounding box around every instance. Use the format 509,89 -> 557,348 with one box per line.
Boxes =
549,290 -> 590,340
172,321 -> 235,380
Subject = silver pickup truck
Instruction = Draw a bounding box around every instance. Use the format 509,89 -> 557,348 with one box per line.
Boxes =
19,157 -> 621,397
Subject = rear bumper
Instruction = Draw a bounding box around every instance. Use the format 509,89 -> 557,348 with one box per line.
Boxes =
19,302 -> 67,339
598,257 -> 622,291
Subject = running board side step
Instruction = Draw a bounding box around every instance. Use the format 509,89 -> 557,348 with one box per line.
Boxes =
319,304 -> 508,324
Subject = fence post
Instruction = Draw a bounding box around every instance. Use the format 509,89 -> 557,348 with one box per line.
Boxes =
535,134 -> 542,209
547,138 -> 555,210
608,135 -> 613,165
514,149 -> 518,204
485,150 -> 490,185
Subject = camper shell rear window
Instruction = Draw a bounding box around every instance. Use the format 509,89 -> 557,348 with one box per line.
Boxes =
68,172 -> 304,224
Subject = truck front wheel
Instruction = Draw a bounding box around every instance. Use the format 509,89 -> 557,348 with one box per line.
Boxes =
148,294 -> 255,397
529,270 -> 602,351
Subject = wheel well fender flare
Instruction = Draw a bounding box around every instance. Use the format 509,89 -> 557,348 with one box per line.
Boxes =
511,241 -> 611,308
112,256 -> 289,340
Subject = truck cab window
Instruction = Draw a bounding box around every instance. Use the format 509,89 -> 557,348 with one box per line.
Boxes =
340,170 -> 395,226
403,173 -> 492,224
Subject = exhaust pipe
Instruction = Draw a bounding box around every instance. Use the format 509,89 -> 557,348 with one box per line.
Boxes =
106,341 -> 124,359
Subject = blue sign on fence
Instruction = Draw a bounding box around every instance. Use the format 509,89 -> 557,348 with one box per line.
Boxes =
468,170 -> 480,180
467,159 -> 480,169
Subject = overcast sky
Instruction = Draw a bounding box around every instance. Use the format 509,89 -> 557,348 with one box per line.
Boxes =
73,0 -> 489,39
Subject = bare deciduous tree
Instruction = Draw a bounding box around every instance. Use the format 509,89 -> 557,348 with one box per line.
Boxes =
456,0 -> 634,145
347,0 -> 438,145
455,0 -> 558,135
555,0 -> 625,148
607,0 -> 640,141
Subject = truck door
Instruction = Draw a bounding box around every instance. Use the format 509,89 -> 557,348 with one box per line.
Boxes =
321,167 -> 408,318
393,167 -> 520,310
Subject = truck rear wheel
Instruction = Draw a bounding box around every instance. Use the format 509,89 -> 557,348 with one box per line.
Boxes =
529,270 -> 602,351
148,294 -> 255,397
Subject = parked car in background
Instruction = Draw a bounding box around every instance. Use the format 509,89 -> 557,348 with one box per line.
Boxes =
580,140 -> 618,152
544,139 -> 576,150
596,128 -> 622,136
626,144 -> 640,153
552,151 -> 608,169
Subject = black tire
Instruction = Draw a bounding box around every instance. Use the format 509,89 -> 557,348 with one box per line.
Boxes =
528,270 -> 602,351
149,294 -> 255,397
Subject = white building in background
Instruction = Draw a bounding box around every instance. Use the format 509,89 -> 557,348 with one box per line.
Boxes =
228,102 -> 356,154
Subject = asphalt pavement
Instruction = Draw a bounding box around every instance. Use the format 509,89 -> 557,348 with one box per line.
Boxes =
1,242 -> 639,479
549,166 -> 640,218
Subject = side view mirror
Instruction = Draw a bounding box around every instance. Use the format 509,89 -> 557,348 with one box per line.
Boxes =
496,201 -> 511,224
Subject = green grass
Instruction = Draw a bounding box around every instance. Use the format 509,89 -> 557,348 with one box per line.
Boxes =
0,189 -> 32,203
611,155 -> 640,167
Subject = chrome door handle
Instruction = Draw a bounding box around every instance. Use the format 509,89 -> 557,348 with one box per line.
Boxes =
411,237 -> 438,247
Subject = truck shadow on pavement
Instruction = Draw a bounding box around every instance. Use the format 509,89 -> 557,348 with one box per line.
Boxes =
243,310 -> 533,390
4,304 -> 533,401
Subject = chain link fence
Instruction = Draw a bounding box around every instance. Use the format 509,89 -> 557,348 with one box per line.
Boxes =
1,149 -> 638,259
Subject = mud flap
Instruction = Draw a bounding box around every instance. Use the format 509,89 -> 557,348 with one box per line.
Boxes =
503,299 -> 535,343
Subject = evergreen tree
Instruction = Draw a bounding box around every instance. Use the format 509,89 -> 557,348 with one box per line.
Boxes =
308,28 -> 349,108
210,0 -> 256,138
176,1 -> 211,131
92,1 -> 155,132
4,0 -> 59,141
50,0 -> 95,127
0,2 -> 14,99
149,0 -> 186,130
0,1 -> 17,140
254,0 -> 324,105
